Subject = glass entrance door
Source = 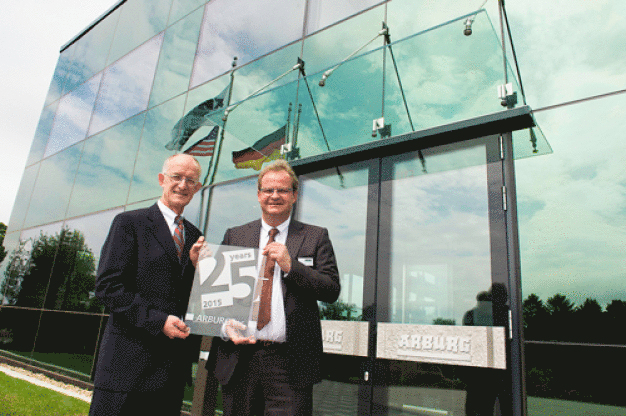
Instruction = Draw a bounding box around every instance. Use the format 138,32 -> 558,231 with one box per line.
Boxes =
297,134 -> 516,416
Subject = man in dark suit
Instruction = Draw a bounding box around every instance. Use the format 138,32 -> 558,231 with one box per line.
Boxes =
89,154 -> 205,416
205,159 -> 340,416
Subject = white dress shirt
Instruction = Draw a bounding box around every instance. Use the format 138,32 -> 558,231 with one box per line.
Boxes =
251,218 -> 290,342
157,200 -> 185,239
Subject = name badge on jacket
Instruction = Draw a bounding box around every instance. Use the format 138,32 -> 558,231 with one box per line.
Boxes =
298,257 -> 314,267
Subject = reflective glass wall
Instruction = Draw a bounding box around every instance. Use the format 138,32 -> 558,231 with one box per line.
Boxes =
1,0 -> 625,414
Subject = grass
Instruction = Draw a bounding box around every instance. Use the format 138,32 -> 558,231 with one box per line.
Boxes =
0,371 -> 89,416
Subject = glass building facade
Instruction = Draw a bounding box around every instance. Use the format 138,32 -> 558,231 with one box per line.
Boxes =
1,1 -> 625,415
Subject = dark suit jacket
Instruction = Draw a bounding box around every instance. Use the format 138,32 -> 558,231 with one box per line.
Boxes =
93,203 -> 201,392
212,219 -> 340,388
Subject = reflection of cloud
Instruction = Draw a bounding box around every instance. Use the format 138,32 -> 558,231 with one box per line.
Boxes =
89,33 -> 163,136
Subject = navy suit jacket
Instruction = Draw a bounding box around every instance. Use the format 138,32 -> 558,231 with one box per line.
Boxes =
93,203 -> 201,392
212,219 -> 340,388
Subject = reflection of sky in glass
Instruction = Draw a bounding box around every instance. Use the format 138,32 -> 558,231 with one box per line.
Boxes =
149,8 -> 204,108
388,146 -> 491,325
107,0 -> 170,66
68,113 -> 145,218
190,0 -> 306,88
64,208 -> 123,264
305,0 -> 385,35
89,33 -> 163,136
203,178 -> 260,244
26,103 -> 58,166
44,73 -> 101,158
24,144 -> 83,228
127,95 -> 187,205
299,164 -> 369,312
7,166 -> 40,232
516,94 -> 626,307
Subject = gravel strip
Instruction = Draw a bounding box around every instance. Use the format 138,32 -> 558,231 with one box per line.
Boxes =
0,363 -> 93,401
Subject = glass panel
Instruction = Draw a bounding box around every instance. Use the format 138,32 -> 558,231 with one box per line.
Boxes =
127,95 -> 187,204
383,143 -> 496,326
201,177 -> 259,243
89,33 -> 164,136
7,165 -> 40,232
298,162 -> 369,318
32,311 -> 103,376
517,95 -> 626,344
0,231 -> 21,303
300,3 -> 386,84
26,103 -> 58,166
45,46 -> 75,106
44,73 -> 101,158
169,0 -> 207,25
3,223 -> 63,309
305,0 -> 385,35
498,0 -> 626,109
0,308 -> 41,360
62,9 -> 120,95
190,0 -> 306,88
67,113 -> 145,218
107,0 -> 172,66
149,8 -> 204,108
24,144 -> 83,228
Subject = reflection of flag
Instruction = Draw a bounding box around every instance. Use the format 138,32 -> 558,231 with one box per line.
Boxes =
184,126 -> 218,157
166,85 -> 229,151
232,125 -> 286,171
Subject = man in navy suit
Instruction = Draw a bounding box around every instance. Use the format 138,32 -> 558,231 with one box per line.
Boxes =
89,154 -> 205,416
205,159 -> 340,416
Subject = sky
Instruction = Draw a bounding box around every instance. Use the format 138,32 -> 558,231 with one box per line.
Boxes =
0,1 -> 116,225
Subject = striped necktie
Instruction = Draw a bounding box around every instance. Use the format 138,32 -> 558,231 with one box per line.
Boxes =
173,215 -> 184,260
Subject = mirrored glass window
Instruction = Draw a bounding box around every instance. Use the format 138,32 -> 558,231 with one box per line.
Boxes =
8,165 -> 40,232
24,144 -> 83,228
149,8 -> 204,108
4,223 -> 64,309
89,33 -> 164,136
169,0 -> 206,25
107,0 -> 172,66
63,9 -> 120,94
45,46 -> 75,107
384,143 -> 494,326
516,94 -> 626,344
202,177 -> 259,244
305,0 -> 385,35
127,95 -> 187,204
190,0 -> 306,88
0,308 -> 41,362
44,73 -> 101,158
26,103 -> 58,166
68,113 -> 145,218
298,163 -> 369,318
0,231 -> 21,303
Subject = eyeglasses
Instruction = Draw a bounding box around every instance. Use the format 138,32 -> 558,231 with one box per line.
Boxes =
164,173 -> 199,187
259,188 -> 294,196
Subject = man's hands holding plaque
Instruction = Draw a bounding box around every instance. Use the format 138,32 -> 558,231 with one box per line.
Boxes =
190,236 -> 213,267
224,319 -> 256,345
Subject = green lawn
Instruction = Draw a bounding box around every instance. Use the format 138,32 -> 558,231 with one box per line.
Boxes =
0,371 -> 89,416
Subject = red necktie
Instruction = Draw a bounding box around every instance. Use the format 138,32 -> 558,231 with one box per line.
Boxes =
173,215 -> 184,260
258,228 -> 279,330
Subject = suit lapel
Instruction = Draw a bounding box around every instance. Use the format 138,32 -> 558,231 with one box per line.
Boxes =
282,220 -> 306,298
147,204 -> 180,264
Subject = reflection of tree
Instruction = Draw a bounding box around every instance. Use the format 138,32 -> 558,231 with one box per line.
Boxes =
0,227 -> 99,312
0,222 -> 7,264
523,293 -> 626,344
319,301 -> 360,321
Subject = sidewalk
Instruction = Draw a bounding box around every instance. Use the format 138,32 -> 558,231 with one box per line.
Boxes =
0,363 -> 92,403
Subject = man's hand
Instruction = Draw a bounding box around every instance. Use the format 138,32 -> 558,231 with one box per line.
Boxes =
263,242 -> 291,273
225,319 -> 256,345
163,315 -> 190,339
190,236 -> 211,267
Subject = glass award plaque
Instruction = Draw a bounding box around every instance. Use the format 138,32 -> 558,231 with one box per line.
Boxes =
184,244 -> 260,337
